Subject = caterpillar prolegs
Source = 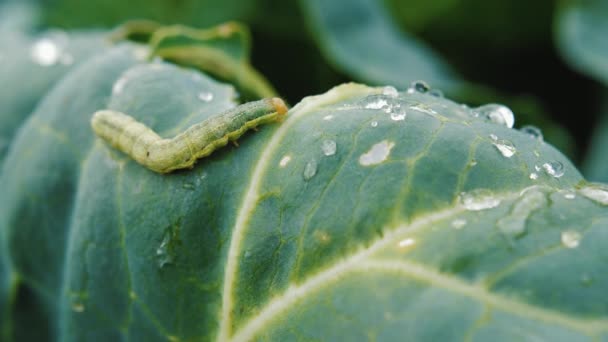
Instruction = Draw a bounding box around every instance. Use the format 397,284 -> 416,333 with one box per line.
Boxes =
91,97 -> 288,173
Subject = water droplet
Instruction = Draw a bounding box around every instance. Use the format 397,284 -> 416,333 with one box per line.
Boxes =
428,89 -> 444,98
321,140 -> 337,156
359,140 -> 395,166
390,110 -> 406,121
542,161 -> 564,178
534,165 -> 541,172
561,190 -> 576,200
529,173 -> 538,180
382,86 -> 399,97
198,91 -> 214,102
489,134 -> 498,141
474,104 -> 515,128
303,159 -> 318,180
492,139 -> 516,158
31,38 -> 61,66
578,183 -> 608,205
279,155 -> 291,168
156,232 -> 174,268
459,189 -> 501,211
370,121 -> 378,127
407,80 -> 430,94
112,77 -> 128,95
520,125 -> 543,141
451,219 -> 467,229
561,230 -> 582,248
498,188 -> 546,238
469,159 -> 478,167
398,238 -> 416,248
323,115 -> 334,121
364,98 -> 388,110
71,302 -> 85,313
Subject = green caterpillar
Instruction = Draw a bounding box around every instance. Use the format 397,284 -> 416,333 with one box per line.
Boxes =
91,97 -> 288,173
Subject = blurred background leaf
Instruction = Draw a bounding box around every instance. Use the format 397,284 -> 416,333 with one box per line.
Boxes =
555,0 -> 608,181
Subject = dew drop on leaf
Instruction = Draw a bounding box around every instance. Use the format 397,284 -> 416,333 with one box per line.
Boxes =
561,230 -> 582,248
279,155 -> 291,168
321,140 -> 337,156
498,187 -> 546,238
492,138 -> 516,158
561,190 -> 576,200
459,189 -> 501,211
407,80 -> 430,94
390,109 -> 406,121
156,231 -> 176,268
519,125 -> 543,141
542,161 -> 564,178
359,140 -> 395,166
578,183 -> 608,205
323,115 -> 334,121
370,121 -> 378,127
382,86 -> 398,97
474,104 -> 515,128
31,38 -> 61,66
198,91 -> 214,102
112,76 -> 128,95
364,97 -> 388,110
529,173 -> 538,180
303,159 -> 318,180
398,238 -> 416,248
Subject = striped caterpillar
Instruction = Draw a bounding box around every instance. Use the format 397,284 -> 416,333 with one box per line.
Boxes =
91,97 -> 288,173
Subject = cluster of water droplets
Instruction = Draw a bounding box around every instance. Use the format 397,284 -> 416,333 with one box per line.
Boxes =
361,90 -> 407,122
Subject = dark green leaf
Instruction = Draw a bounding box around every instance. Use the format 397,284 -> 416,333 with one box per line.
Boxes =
555,0 -> 608,85
299,0 -> 460,90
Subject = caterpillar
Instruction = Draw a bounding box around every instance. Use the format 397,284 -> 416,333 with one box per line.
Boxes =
91,97 -> 288,173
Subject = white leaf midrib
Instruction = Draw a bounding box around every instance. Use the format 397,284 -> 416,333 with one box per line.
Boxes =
217,84 -> 379,341
229,190 -> 608,341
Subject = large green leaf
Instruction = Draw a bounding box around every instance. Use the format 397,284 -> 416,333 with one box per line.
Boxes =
0,29 -> 106,167
2,42 -> 608,341
555,0 -> 608,85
